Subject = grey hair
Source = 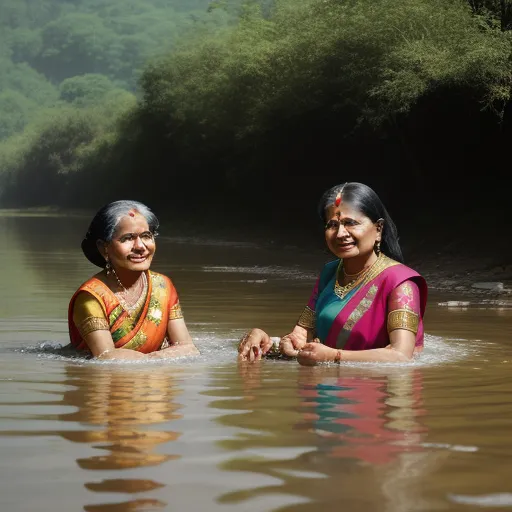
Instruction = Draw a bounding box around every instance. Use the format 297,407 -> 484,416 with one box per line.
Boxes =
81,200 -> 159,268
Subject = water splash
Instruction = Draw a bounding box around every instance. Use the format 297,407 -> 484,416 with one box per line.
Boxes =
11,332 -> 472,368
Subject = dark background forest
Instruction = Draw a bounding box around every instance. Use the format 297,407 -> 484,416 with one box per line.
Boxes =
0,0 -> 511,270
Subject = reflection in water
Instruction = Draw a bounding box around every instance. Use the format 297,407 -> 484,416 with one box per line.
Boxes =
298,367 -> 426,465
1,364 -> 184,511
211,363 -> 445,511
61,365 -> 183,471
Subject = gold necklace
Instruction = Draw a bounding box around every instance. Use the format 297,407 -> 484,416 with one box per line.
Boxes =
342,266 -> 367,278
334,254 -> 382,299
113,271 -> 148,315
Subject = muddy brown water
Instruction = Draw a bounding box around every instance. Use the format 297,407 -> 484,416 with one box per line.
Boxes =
0,212 -> 511,511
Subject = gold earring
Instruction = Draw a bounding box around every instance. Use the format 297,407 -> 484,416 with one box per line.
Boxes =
375,240 -> 381,255
105,256 -> 112,275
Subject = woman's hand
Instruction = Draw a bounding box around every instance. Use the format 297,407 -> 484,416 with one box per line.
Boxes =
297,341 -> 339,366
279,330 -> 308,357
238,328 -> 272,361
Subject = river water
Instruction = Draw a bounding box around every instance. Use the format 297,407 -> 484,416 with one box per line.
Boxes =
0,212 -> 511,512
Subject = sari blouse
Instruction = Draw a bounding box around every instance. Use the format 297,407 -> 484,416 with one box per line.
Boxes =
297,254 -> 427,351
68,270 -> 183,353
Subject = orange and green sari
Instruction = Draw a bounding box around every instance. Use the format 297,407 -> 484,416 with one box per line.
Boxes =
68,271 -> 182,353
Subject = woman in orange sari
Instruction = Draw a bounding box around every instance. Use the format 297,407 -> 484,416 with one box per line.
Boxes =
68,200 -> 199,360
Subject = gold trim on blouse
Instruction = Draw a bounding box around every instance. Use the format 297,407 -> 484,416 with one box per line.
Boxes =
169,302 -> 183,320
387,308 -> 419,334
76,317 -> 110,337
297,306 -> 316,329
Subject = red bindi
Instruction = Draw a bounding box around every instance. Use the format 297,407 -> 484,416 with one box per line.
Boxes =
129,211 -> 135,217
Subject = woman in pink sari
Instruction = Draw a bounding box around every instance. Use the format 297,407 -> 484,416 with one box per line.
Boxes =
238,182 -> 427,365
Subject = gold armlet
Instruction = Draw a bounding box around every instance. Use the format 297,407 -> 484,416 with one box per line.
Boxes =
387,309 -> 419,335
169,303 -> 184,320
77,317 -> 109,338
297,306 -> 316,329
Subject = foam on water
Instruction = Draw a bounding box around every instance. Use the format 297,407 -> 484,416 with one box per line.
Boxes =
448,493 -> 512,507
10,332 -> 473,367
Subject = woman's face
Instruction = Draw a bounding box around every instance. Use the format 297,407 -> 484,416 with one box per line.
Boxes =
100,213 -> 156,272
324,203 -> 381,261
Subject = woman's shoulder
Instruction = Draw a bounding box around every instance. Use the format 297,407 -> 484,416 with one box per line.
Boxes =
148,270 -> 176,289
380,255 -> 427,290
68,273 -> 114,315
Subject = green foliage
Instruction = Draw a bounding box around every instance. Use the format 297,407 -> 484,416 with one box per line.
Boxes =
0,0 -> 218,139
0,90 -> 37,139
1,0 -> 512,208
0,59 -> 58,105
0,93 -> 136,205
4,28 -> 43,62
141,0 -> 512,135
467,0 -> 512,30
0,58 -> 59,139
59,73 -> 117,105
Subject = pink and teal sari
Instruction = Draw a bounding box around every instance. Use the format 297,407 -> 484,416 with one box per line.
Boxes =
304,254 -> 427,351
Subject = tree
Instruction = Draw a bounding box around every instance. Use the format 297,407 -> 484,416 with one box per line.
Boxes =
0,90 -> 36,139
59,73 -> 117,106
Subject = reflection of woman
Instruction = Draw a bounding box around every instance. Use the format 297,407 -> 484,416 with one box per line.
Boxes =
61,365 -> 183,472
239,182 -> 427,364
216,364 -> 430,509
67,200 -> 199,360
297,367 -> 426,465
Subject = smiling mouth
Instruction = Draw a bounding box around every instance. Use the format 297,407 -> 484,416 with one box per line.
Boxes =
337,242 -> 355,249
129,255 -> 149,262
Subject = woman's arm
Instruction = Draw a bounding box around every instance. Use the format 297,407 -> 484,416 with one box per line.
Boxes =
73,292 -> 147,360
297,331 -> 415,365
82,319 -> 199,360
150,318 -> 199,359
84,330 -> 147,360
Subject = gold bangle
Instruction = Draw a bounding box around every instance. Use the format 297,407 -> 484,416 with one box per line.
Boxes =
77,316 -> 109,337
334,349 -> 343,363
297,306 -> 316,329
387,309 -> 419,335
